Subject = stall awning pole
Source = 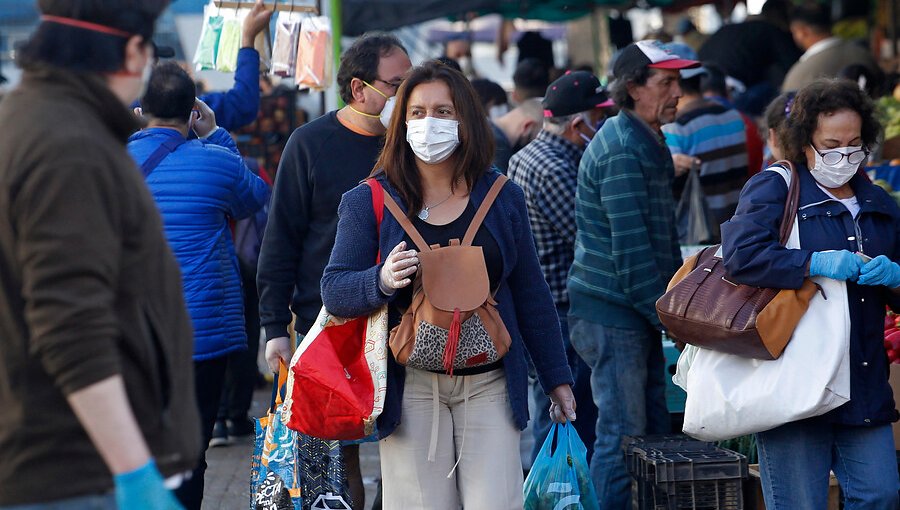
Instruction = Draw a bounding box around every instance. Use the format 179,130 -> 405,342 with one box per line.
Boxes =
331,0 -> 344,107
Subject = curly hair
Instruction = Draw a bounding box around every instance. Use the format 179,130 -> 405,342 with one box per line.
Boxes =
779,79 -> 882,166
609,66 -> 653,110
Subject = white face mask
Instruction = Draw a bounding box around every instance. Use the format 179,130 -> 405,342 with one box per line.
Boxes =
406,117 -> 460,164
380,96 -> 396,128
809,144 -> 863,188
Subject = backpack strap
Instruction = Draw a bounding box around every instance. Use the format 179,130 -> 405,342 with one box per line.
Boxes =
462,175 -> 508,246
381,191 -> 431,252
139,135 -> 186,178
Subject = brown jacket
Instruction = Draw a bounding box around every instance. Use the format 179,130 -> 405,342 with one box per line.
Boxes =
782,38 -> 879,92
0,68 -> 200,505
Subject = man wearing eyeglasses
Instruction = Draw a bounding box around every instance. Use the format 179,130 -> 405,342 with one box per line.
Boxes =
257,32 -> 411,510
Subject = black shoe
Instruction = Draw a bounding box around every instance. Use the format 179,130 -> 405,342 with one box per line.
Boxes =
209,419 -> 233,448
227,417 -> 256,438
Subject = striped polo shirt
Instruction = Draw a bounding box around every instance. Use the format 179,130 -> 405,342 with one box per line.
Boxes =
662,98 -> 749,237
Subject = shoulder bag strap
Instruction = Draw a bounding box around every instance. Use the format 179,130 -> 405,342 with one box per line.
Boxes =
771,160 -> 800,246
365,179 -> 385,262
381,191 -> 431,253
462,175 -> 508,246
140,136 -> 186,178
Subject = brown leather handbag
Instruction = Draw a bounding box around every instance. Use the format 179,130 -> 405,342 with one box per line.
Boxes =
381,176 -> 512,375
655,162 -> 821,360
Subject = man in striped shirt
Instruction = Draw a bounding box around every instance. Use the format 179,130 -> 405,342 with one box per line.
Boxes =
567,40 -> 698,509
661,44 -> 749,244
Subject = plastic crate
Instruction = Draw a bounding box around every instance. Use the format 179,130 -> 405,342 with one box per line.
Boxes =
622,435 -> 715,477
633,447 -> 747,510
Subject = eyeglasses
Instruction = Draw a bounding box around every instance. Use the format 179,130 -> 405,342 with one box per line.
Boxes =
374,78 -> 404,91
811,145 -> 869,166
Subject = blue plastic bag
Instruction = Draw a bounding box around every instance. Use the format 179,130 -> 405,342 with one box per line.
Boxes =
524,422 -> 599,510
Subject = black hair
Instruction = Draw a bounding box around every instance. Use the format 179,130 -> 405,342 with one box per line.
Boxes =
761,0 -> 794,22
839,64 -> 886,99
336,32 -> 407,105
680,74 -> 703,96
790,5 -> 831,34
780,79 -> 882,165
513,58 -> 550,100
764,92 -> 795,134
470,78 -> 508,110
140,61 -> 196,123
434,56 -> 462,73
17,0 -> 168,72
700,62 -> 728,97
609,66 -> 653,110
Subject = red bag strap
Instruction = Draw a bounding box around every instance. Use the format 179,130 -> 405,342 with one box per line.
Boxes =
365,179 -> 385,263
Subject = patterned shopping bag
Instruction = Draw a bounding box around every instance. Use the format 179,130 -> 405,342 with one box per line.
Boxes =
251,365 -> 302,510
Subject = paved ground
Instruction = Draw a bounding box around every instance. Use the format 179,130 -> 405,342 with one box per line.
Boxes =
201,383 -> 537,510
202,385 -> 382,510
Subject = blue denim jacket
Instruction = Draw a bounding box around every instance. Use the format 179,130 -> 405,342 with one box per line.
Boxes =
320,170 -> 574,438
721,165 -> 900,426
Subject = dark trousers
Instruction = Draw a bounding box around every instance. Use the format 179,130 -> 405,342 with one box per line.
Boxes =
175,356 -> 228,510
218,259 -> 260,423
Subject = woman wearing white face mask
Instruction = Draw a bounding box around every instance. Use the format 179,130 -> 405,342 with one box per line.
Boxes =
720,79 -> 900,509
320,61 -> 577,509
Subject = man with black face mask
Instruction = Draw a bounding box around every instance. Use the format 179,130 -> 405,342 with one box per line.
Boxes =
257,32 -> 411,510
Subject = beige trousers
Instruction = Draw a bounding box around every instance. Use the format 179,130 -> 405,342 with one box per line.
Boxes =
379,367 -> 525,510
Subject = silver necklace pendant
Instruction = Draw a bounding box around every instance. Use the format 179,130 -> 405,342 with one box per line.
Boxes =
418,207 -> 429,220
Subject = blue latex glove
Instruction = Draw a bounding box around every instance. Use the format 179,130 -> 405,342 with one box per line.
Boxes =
858,255 -> 900,288
809,250 -> 864,281
114,460 -> 184,510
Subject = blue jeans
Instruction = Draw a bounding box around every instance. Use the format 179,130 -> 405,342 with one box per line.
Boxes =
568,318 -> 669,510
0,494 -> 116,510
756,420 -> 900,510
530,305 -> 598,464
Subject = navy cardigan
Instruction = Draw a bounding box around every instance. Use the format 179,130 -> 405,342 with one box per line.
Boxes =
321,170 -> 574,438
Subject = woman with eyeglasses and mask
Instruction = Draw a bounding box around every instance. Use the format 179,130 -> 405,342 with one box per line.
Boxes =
721,79 -> 900,509
320,61 -> 576,509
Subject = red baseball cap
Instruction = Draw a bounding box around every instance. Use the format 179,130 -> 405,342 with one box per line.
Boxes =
612,40 -> 700,79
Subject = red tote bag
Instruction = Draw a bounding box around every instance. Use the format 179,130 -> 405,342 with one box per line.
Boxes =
281,179 -> 389,440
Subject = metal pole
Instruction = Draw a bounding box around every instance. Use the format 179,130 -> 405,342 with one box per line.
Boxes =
330,0 -> 344,108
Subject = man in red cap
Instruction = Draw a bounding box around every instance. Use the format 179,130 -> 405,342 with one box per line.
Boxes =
567,40 -> 699,509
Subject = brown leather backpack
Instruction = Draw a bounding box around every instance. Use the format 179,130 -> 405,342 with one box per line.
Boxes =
381,176 -> 512,375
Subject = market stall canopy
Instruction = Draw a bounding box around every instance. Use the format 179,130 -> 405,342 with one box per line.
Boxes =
343,0 -> 677,36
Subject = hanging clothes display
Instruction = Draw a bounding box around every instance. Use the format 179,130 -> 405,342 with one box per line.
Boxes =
193,1 -> 224,71
295,16 -> 332,90
271,10 -> 302,77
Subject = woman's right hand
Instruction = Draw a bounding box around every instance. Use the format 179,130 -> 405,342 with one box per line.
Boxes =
379,241 -> 418,295
808,250 -> 864,281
